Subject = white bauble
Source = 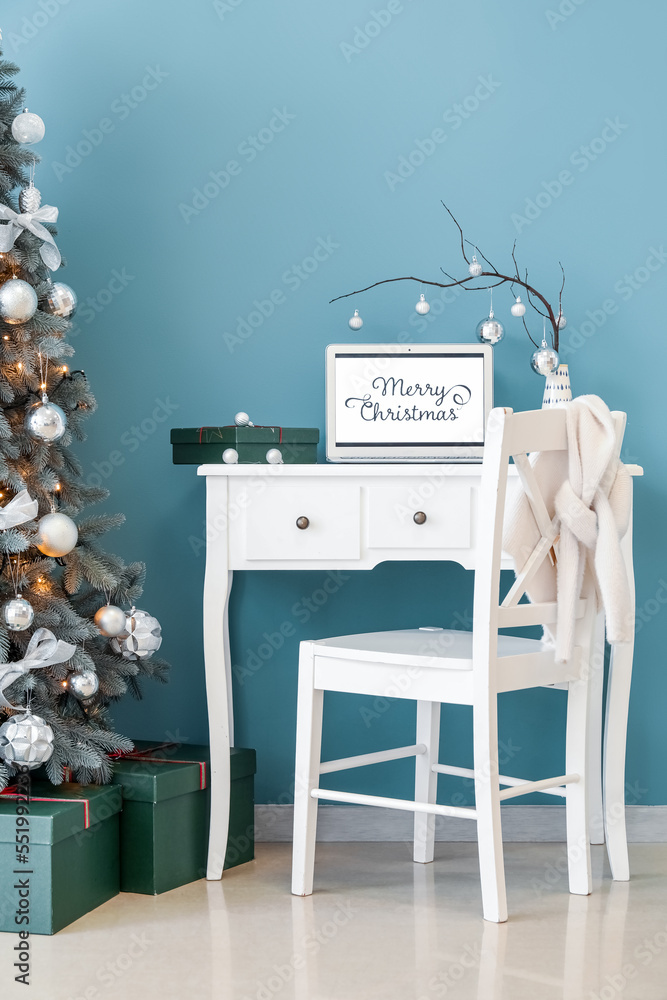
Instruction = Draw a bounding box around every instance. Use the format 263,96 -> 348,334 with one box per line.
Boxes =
0,712 -> 54,769
35,512 -> 78,557
0,278 -> 38,325
110,609 -> 162,660
348,309 -> 363,330
94,604 -> 127,637
266,448 -> 283,464
222,448 -> 239,464
11,111 -> 45,145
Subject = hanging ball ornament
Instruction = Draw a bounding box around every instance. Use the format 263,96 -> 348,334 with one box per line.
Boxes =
67,670 -> 99,700
468,255 -> 483,277
415,293 -> 430,315
348,308 -> 363,331
476,310 -> 505,346
110,608 -> 162,661
18,183 -> 42,214
222,448 -> 239,465
44,282 -> 77,319
35,512 -> 78,558
266,448 -> 283,464
3,595 -> 34,632
0,712 -> 54,769
531,340 -> 560,376
94,604 -> 127,638
25,394 -> 67,443
0,277 -> 38,325
11,109 -> 46,145
234,412 -> 254,427
511,296 -> 526,317
556,311 -> 567,329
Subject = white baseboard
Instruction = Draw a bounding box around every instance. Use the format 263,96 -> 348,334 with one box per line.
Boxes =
254,804 -> 667,843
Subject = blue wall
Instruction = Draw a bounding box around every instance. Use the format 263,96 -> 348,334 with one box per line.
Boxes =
4,0 -> 665,807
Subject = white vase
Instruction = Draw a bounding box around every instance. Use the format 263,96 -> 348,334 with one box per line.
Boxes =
542,363 -> 572,408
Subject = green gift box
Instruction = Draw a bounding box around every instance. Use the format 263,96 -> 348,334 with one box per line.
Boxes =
170,425 -> 319,465
0,782 -> 121,935
111,741 -> 256,895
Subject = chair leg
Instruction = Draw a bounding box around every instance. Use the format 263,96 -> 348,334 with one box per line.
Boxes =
413,701 -> 440,864
566,675 -> 592,896
292,642 -> 324,896
473,697 -> 507,923
603,643 -> 632,881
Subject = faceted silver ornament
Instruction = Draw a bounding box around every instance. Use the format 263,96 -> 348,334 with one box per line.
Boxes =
44,282 -> 77,319
234,412 -> 253,427
35,512 -> 78,558
25,394 -> 67,443
3,595 -> 34,632
348,309 -> 363,330
415,293 -> 430,315
94,604 -> 127,637
0,711 -> 54,769
0,278 -> 38,324
531,340 -> 559,376
222,448 -> 239,464
68,670 -> 99,700
11,110 -> 45,145
110,608 -> 162,661
468,255 -> 483,277
476,311 -> 505,345
511,296 -> 526,317
18,183 -> 42,213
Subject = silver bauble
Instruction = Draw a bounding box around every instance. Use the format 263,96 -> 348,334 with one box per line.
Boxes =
556,312 -> 567,329
35,512 -> 78,558
348,309 -> 363,330
68,670 -> 99,700
11,110 -> 45,145
18,183 -> 42,213
531,342 -> 559,376
234,412 -> 253,427
94,604 -> 127,637
468,256 -> 483,277
3,596 -> 34,632
110,609 -> 162,661
415,293 -> 430,315
0,278 -> 38,325
0,712 -> 54,769
476,311 -> 505,345
25,394 -> 67,443
44,282 -> 77,319
511,296 -> 526,317
266,448 -> 283,464
222,448 -> 239,464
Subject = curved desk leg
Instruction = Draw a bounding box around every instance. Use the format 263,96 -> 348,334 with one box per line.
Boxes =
204,476 -> 233,880
603,487 -> 635,881
587,616 -> 605,845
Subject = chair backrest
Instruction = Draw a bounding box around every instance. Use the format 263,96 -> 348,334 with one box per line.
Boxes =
471,405 -> 626,674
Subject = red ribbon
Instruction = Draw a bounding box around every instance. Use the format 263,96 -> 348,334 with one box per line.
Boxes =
110,742 -> 207,790
198,425 -> 283,444
1,785 -> 91,828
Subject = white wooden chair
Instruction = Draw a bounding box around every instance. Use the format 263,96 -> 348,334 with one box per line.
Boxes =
291,405 -> 602,922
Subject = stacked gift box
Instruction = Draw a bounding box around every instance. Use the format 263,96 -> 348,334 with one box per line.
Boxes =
0,742 -> 256,934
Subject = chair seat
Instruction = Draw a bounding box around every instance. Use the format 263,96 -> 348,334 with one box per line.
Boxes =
313,627 -> 552,670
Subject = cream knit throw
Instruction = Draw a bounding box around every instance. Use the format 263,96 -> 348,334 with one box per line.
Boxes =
503,396 -> 633,662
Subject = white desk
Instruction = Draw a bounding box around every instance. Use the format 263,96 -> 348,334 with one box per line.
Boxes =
198,462 -> 640,880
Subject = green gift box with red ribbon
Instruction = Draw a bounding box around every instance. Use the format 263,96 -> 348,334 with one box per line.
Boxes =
170,425 -> 319,465
110,741 -> 256,895
0,781 -> 121,935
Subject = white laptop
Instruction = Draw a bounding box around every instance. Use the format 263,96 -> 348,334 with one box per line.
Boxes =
325,343 -> 493,463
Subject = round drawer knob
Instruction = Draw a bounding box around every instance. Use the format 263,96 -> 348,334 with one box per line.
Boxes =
413,511 -> 427,525
296,516 -> 310,530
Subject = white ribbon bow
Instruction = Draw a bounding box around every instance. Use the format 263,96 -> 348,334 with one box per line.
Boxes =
0,628 -> 76,709
0,204 -> 61,270
0,489 -> 38,530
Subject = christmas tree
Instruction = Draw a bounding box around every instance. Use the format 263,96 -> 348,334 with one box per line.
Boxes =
0,47 -> 168,789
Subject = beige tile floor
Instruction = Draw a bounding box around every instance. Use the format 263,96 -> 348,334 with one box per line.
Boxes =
2,842 -> 667,1000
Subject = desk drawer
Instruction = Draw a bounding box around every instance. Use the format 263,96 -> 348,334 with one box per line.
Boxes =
367,483 -> 471,549
243,485 -> 361,561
